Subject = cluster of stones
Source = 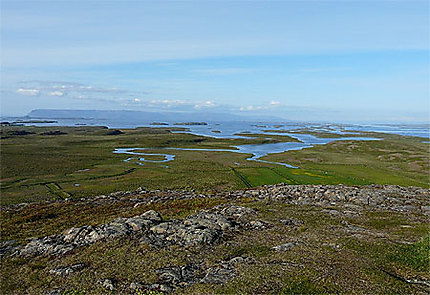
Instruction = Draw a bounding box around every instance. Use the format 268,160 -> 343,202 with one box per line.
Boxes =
48,256 -> 255,293
128,256 -> 254,293
14,205 -> 256,257
6,184 -> 428,217
84,184 -> 430,216
91,187 -> 218,204
229,184 -> 430,215
3,184 -> 428,258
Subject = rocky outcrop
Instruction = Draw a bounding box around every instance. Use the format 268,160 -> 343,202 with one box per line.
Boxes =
7,184 -> 427,216
19,210 -> 162,256
147,212 -> 234,246
4,184 -> 429,259
129,256 -> 254,293
230,184 -> 430,215
78,184 -> 430,216
15,205 -> 256,257
144,205 -> 255,247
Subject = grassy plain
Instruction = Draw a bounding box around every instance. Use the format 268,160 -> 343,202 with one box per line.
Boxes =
1,126 -> 429,205
263,133 -> 429,187
0,126 -> 280,204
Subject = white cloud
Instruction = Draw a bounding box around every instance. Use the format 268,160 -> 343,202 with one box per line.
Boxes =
18,81 -> 130,95
240,101 -> 283,111
49,91 -> 65,96
16,88 -> 40,96
72,95 -> 90,100
148,99 -> 187,108
194,100 -> 216,109
70,95 -> 118,104
239,105 -> 268,111
14,81 -> 144,104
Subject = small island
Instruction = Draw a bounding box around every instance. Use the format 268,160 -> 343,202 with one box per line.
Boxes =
15,119 -> 58,124
174,122 -> 208,126
150,122 -> 169,126
1,122 -> 24,126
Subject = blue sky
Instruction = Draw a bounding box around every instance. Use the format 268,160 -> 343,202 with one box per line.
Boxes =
1,0 -> 429,122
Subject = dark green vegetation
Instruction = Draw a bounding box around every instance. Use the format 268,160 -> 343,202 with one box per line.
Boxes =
388,235 -> 429,272
263,133 -> 429,188
1,126 -> 429,205
1,195 -> 428,294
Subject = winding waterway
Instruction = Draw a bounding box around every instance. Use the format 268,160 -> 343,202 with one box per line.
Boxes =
113,134 -> 380,168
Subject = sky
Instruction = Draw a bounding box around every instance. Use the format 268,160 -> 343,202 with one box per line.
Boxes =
1,0 -> 429,122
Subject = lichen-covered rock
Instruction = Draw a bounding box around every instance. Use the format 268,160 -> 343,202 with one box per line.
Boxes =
272,242 -> 296,252
280,218 -> 303,227
0,240 -> 20,257
148,205 -> 255,247
17,205 -> 257,257
230,184 -> 429,215
246,219 -> 270,229
19,210 -> 163,256
98,278 -> 115,291
184,212 -> 233,231
157,264 -> 200,286
216,205 -> 256,219
143,283 -> 173,293
200,265 -> 235,284
49,263 -> 85,276
135,257 -> 252,292
139,210 -> 163,222
19,235 -> 72,256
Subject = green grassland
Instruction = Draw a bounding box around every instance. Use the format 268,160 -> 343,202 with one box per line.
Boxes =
0,126 -> 296,204
1,126 -> 429,205
262,133 -> 429,187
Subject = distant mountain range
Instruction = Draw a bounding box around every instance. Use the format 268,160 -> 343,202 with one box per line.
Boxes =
26,109 -> 283,122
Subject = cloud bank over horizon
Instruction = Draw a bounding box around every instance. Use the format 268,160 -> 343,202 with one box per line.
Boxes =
0,79 -> 424,123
